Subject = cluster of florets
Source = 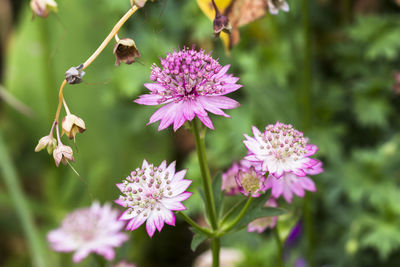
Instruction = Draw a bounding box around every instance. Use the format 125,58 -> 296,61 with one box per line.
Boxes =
135,48 -> 241,130
47,202 -> 128,262
244,122 -> 319,178
115,160 -> 192,237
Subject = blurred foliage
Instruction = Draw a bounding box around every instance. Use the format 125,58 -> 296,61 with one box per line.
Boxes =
1,0 -> 400,266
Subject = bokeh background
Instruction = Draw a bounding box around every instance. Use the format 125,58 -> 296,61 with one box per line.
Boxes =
1,0 -> 400,266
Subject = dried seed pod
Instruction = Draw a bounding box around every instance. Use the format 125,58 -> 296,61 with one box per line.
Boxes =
113,38 -> 140,66
65,64 -> 85,84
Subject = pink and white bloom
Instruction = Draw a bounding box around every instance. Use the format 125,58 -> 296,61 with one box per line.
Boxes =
267,0 -> 289,15
111,261 -> 137,267
134,47 -> 242,131
265,172 -> 317,203
247,198 -> 278,233
115,160 -> 192,237
243,122 -> 319,178
47,202 -> 129,263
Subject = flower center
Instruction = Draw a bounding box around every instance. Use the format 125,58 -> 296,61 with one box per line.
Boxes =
241,172 -> 261,194
149,48 -> 227,103
260,122 -> 308,161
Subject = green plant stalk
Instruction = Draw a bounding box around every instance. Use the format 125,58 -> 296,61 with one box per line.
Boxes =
220,197 -> 253,234
212,237 -> 220,267
0,131 -> 48,267
191,119 -> 218,230
273,226 -> 283,267
177,211 -> 212,236
191,119 -> 219,266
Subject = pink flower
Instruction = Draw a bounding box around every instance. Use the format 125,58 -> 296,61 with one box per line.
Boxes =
265,172 -> 316,203
111,261 -> 137,267
115,160 -> 192,237
47,202 -> 129,263
235,165 -> 268,198
247,198 -> 278,233
243,122 -> 319,178
134,48 -> 242,131
221,162 -> 240,195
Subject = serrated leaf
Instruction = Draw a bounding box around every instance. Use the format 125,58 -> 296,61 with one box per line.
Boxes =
190,227 -> 209,251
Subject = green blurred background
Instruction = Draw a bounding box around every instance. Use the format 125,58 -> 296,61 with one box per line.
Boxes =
1,0 -> 400,266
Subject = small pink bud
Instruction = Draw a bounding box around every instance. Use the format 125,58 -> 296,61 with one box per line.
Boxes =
30,0 -> 58,18
113,38 -> 140,66
62,114 -> 86,140
35,135 -> 57,154
53,144 -> 74,167
130,0 -> 147,8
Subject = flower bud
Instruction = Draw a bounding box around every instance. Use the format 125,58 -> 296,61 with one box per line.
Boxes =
113,38 -> 140,66
130,0 -> 147,8
213,14 -> 232,37
62,114 -> 86,139
65,64 -> 85,84
30,0 -> 58,18
35,135 -> 57,154
53,144 -> 74,167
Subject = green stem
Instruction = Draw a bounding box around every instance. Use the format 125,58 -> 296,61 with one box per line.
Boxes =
212,238 -> 220,267
273,226 -> 283,267
304,192 -> 314,267
191,119 -> 218,230
0,131 -> 48,267
220,197 -> 253,234
177,211 -> 212,236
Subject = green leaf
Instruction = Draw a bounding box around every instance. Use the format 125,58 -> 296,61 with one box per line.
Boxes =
212,172 -> 224,217
190,227 -> 208,252
221,192 -> 285,234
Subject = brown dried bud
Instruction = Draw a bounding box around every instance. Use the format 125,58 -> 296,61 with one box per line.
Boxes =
53,144 -> 74,167
113,38 -> 140,66
30,0 -> 58,18
62,114 -> 86,139
65,64 -> 85,84
213,14 -> 232,37
35,135 -> 57,154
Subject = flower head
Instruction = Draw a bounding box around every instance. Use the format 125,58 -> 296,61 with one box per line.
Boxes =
235,165 -> 267,198
244,122 -> 319,178
47,202 -> 129,263
134,48 -> 242,131
30,0 -> 57,18
115,160 -> 192,237
265,172 -> 316,203
267,0 -> 289,15
62,113 -> 86,139
247,198 -> 278,233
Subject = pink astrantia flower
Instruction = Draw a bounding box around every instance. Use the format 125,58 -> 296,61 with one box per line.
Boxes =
221,162 -> 240,195
265,172 -> 317,203
235,165 -> 268,198
115,160 -> 192,237
247,198 -> 278,233
47,202 -> 128,263
134,47 -> 242,131
243,122 -> 319,178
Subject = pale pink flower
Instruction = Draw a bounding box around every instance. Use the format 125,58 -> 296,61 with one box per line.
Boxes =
47,202 -> 129,263
247,198 -> 278,233
243,122 -> 319,178
235,165 -> 268,198
267,0 -> 289,15
221,162 -> 240,195
134,48 -> 242,131
115,160 -> 192,237
265,172 -> 316,203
